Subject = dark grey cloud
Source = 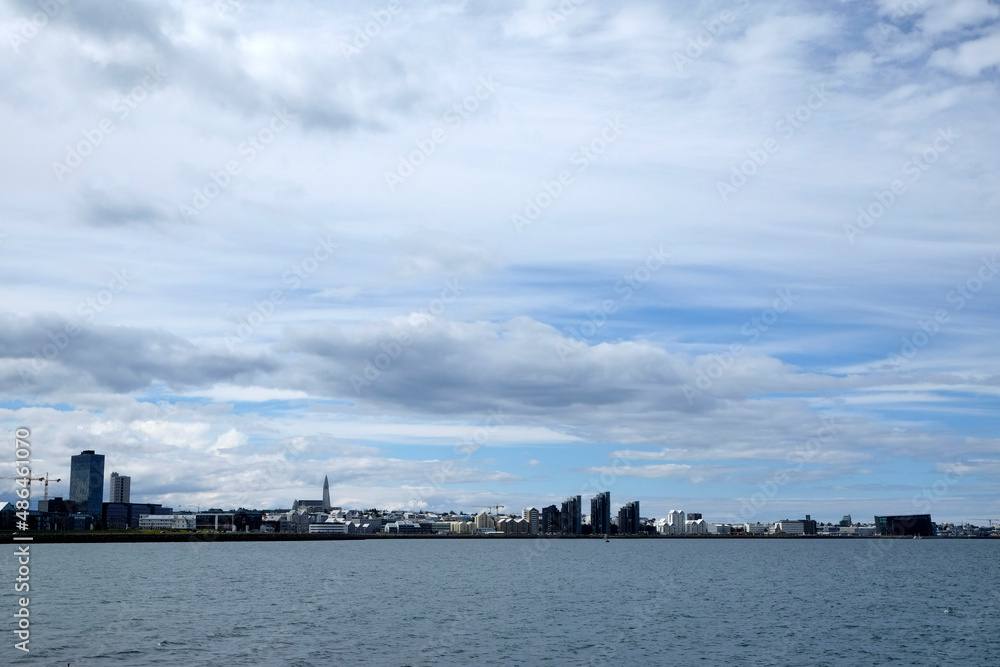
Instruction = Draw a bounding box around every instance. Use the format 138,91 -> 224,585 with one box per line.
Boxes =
0,312 -> 275,394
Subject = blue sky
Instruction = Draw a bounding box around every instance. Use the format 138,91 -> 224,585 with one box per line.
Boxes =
1,0 -> 999,524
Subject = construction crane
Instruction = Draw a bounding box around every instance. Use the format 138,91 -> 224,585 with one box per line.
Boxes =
0,473 -> 61,501
492,504 -> 505,519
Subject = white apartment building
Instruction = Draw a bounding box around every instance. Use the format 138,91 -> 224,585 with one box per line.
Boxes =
665,510 -> 686,535
685,518 -> 707,534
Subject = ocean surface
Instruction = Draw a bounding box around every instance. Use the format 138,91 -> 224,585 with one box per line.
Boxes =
2,538 -> 998,666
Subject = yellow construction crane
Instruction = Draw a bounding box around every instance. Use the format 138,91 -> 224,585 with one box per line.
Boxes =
0,472 -> 61,501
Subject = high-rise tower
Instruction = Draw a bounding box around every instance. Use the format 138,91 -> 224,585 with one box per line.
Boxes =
591,491 -> 611,535
70,450 -> 105,517
110,472 -> 130,504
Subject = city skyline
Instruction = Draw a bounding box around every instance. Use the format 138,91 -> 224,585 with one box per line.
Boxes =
1,1 -> 999,525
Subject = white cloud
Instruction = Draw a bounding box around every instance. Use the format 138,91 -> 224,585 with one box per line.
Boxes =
928,29 -> 1000,76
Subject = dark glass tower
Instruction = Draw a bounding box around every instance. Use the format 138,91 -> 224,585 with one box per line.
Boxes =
70,450 -> 105,517
560,495 -> 582,534
618,500 -> 640,535
591,491 -> 611,535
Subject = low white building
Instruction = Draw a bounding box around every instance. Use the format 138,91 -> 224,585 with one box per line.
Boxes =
450,521 -> 474,534
138,514 -> 196,530
774,520 -> 805,535
309,521 -> 355,534
744,522 -> 768,534
707,523 -> 731,535
685,518 -> 707,535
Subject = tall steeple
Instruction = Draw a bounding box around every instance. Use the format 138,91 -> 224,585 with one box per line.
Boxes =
322,475 -> 331,510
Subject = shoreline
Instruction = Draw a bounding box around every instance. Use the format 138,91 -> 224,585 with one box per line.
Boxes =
1,532 -> 992,544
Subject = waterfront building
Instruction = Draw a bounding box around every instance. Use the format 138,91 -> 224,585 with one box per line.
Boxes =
138,514 -> 195,530
744,522 -> 768,534
666,510 -> 686,535
618,500 -> 640,535
233,508 -> 264,532
101,502 -> 172,530
541,505 -> 560,533
774,520 -> 805,535
591,492 -> 611,535
561,495 -> 582,534
0,502 -> 15,530
195,512 -> 236,531
522,507 -> 540,534
875,514 -> 933,537
450,520 -> 474,534
685,518 -> 707,534
70,450 -> 105,518
103,502 -> 129,529
37,497 -> 74,514
475,510 -> 495,531
707,523 -> 731,535
262,509 -> 310,533
385,520 -> 431,534
310,521 -> 355,534
109,472 -> 131,504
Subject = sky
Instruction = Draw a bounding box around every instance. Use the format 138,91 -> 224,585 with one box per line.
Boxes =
1,0 -> 998,525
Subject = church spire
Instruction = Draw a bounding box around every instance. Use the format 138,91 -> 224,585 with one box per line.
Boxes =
322,475 -> 331,510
